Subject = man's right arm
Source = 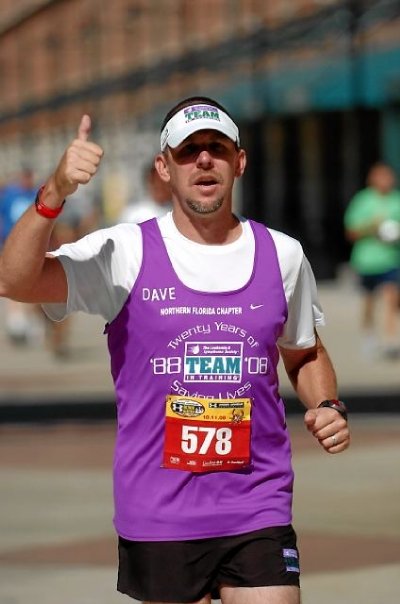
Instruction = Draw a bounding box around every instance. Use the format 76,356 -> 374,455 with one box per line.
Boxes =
0,115 -> 103,304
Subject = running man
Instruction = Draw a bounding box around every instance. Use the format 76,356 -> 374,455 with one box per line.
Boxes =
0,96 -> 350,604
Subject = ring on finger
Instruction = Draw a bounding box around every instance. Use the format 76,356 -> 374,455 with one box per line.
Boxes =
331,434 -> 338,446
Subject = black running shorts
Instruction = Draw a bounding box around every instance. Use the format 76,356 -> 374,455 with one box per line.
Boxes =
117,524 -> 300,602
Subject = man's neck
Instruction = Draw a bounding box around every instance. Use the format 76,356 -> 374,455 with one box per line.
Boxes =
172,208 -> 242,245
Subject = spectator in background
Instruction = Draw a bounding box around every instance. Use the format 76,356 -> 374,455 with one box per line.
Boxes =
344,162 -> 400,359
119,161 -> 171,224
0,168 -> 40,344
46,185 -> 100,357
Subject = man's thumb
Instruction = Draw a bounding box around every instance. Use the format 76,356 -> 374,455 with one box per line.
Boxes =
78,114 -> 91,141
304,408 -> 317,430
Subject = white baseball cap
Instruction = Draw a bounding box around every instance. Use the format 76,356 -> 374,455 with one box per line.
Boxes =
160,103 -> 240,151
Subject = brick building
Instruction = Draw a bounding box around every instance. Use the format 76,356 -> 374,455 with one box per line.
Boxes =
1,0 -> 400,274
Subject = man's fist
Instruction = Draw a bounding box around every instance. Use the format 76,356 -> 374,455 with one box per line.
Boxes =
53,114 -> 104,199
304,407 -> 350,454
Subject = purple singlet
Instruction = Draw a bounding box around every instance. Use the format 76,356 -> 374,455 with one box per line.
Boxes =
106,218 -> 292,541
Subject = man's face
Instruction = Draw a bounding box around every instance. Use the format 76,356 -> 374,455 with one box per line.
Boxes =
158,130 -> 246,216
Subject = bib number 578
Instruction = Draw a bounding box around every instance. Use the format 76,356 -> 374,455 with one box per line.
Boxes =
181,425 -> 232,456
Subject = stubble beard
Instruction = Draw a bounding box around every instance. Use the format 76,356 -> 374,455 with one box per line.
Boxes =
185,197 -> 224,215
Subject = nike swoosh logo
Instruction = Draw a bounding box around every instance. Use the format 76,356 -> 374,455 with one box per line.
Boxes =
250,304 -> 263,310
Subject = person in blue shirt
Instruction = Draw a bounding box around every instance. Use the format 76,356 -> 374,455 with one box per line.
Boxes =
0,168 -> 37,242
0,168 -> 40,344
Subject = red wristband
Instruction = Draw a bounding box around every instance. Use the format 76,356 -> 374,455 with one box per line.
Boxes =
34,185 -> 65,219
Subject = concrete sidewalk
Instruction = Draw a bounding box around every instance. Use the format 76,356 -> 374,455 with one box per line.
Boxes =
0,270 -> 399,602
0,414 -> 399,603
0,272 -> 399,418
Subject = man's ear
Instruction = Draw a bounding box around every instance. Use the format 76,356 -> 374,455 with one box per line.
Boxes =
155,153 -> 170,183
235,149 -> 247,178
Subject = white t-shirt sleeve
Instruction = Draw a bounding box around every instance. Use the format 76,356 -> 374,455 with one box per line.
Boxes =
279,255 -> 325,349
269,229 -> 325,349
43,223 -> 142,323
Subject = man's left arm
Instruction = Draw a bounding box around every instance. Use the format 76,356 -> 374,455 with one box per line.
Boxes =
279,331 -> 350,454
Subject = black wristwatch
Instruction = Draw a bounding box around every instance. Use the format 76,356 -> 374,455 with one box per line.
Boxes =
317,399 -> 348,421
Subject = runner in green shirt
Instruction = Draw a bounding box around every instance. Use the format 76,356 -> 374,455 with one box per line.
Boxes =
344,162 -> 400,359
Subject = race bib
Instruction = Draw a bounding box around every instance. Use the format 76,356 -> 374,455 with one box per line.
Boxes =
163,395 -> 252,472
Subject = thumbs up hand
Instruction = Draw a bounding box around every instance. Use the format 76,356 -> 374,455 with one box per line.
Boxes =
52,114 -> 104,200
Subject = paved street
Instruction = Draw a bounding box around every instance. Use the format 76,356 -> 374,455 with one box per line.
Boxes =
0,271 -> 399,603
0,415 -> 399,603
